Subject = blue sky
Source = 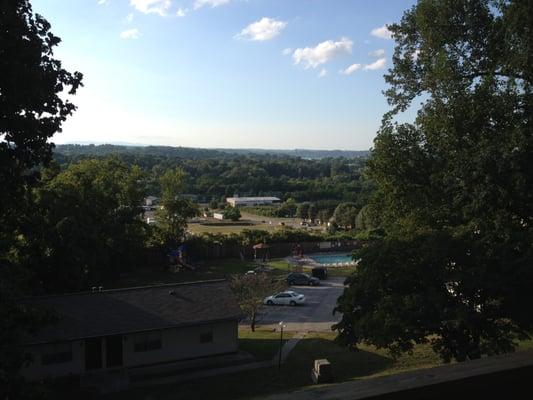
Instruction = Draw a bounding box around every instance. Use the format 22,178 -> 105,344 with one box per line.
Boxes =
32,0 -> 417,150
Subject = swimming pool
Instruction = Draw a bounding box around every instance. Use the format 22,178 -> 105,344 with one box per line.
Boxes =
309,253 -> 354,265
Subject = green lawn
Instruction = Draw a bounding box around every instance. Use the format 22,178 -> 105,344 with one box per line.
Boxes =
239,329 -> 294,361
114,258 -> 291,288
106,334 -> 439,400
186,210 -> 326,235
106,331 -> 533,400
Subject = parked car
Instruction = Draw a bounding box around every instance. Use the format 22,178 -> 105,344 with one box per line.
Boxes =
264,291 -> 305,306
311,267 -> 328,280
287,272 -> 320,286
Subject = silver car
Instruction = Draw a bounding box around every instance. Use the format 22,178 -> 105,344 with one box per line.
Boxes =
264,291 -> 306,306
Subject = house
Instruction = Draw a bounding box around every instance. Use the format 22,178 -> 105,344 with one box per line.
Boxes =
226,196 -> 281,207
21,280 -> 241,380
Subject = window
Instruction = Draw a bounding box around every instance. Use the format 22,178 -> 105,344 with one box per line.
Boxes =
42,342 -> 73,365
200,331 -> 213,344
134,331 -> 162,352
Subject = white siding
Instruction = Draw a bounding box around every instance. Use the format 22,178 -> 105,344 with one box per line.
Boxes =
123,321 -> 238,367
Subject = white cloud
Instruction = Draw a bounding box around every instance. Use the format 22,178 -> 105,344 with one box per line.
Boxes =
120,28 -> 141,39
194,0 -> 230,9
340,63 -> 361,75
370,25 -> 392,39
97,0 -> 108,5
318,68 -> 327,78
363,58 -> 386,70
125,13 -> 134,22
237,17 -> 287,41
370,49 -> 385,57
130,0 -> 172,16
176,7 -> 187,17
292,37 -> 353,69
282,48 -> 292,56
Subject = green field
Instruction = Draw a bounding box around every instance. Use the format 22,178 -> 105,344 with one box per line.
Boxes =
187,210 -> 325,235
114,258 -> 294,288
114,256 -> 353,289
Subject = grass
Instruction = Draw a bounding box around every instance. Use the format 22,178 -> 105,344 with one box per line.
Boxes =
113,255 -> 352,290
186,210 -> 325,235
114,258 -> 292,288
106,333 -> 444,400
239,329 -> 294,361
106,331 -> 533,400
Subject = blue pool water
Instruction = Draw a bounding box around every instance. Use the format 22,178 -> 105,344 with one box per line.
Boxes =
310,253 -> 353,265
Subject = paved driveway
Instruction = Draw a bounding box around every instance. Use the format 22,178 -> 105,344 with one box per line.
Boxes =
248,277 -> 346,332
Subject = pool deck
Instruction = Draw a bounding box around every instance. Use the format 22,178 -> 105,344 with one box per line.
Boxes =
285,252 -> 357,269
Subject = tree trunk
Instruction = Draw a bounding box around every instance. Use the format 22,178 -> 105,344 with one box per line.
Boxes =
251,310 -> 256,332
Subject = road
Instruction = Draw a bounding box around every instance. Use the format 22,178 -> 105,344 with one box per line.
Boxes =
247,277 -> 346,332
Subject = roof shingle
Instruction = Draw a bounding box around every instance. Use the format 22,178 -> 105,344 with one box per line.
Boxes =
23,280 -> 241,344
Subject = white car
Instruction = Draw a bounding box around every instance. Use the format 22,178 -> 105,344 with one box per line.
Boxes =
264,291 -> 305,306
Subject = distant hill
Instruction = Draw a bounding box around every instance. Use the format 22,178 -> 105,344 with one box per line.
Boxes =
213,148 -> 370,159
54,144 -> 370,160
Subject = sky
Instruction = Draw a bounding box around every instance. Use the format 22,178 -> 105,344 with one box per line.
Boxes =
32,0 -> 417,150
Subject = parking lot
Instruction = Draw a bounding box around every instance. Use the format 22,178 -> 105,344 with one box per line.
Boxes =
251,277 -> 346,332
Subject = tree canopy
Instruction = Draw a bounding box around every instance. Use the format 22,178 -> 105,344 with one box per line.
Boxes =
334,0 -> 533,362
1,1 -> 82,397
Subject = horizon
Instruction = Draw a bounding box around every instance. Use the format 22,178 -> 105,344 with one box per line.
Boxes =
56,141 -> 371,152
33,0 -> 417,150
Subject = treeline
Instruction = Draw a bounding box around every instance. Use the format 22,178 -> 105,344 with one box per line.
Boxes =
55,143 -> 370,160
53,144 -> 373,205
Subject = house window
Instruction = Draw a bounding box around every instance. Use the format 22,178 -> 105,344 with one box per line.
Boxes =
134,331 -> 162,352
42,342 -> 73,365
200,331 -> 213,344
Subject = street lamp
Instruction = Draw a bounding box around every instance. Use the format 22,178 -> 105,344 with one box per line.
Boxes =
278,321 -> 286,370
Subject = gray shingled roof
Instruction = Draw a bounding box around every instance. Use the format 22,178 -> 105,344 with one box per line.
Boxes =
23,280 -> 242,344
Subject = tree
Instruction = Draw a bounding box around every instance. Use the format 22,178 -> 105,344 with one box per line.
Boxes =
157,168 -> 199,247
354,204 -> 380,232
27,158 -> 149,292
277,198 -> 297,217
307,203 -> 318,223
1,0 -> 83,256
223,206 -> 241,221
296,202 -> 310,220
230,273 -> 285,332
1,1 -> 82,397
335,0 -> 533,362
332,202 -> 359,229
317,209 -> 332,225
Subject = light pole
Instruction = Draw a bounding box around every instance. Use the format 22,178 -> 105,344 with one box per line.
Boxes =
278,321 -> 285,370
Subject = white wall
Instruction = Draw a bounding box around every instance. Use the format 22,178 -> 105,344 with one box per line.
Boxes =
124,321 -> 238,367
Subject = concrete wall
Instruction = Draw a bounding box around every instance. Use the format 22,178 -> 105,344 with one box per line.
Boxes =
21,320 -> 238,380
